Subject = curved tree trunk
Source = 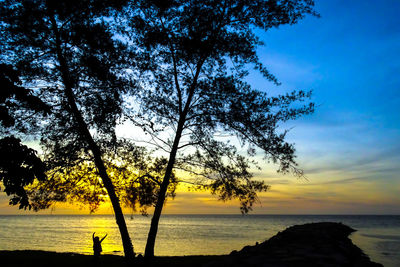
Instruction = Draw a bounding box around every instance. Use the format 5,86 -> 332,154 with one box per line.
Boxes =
144,126 -> 183,257
48,11 -> 135,263
144,61 -> 204,258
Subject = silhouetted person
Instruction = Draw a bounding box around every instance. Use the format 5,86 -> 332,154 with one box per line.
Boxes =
92,232 -> 107,259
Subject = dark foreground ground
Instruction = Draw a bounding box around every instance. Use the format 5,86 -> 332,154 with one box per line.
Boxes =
1,222 -> 383,267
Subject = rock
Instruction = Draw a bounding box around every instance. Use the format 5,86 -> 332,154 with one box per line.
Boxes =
204,222 -> 383,267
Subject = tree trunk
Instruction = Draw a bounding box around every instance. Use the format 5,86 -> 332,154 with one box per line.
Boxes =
144,124 -> 183,258
90,144 -> 136,261
48,10 -> 135,263
144,61 -> 204,258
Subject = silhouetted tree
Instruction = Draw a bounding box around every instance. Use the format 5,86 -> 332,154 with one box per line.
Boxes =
0,0 -> 137,261
121,0 -> 318,257
0,64 -> 50,130
0,64 -> 50,209
0,136 -> 47,209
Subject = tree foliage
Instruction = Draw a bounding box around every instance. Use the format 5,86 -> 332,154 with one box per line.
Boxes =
0,60 -> 50,210
1,0 -> 129,161
0,64 -> 50,130
126,0 -> 316,200
0,0 -> 133,208
0,136 -> 46,209
28,141 -> 177,214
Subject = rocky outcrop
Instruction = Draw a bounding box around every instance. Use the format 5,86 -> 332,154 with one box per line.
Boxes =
204,222 -> 383,267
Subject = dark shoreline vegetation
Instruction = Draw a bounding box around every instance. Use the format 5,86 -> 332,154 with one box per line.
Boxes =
1,222 -> 383,267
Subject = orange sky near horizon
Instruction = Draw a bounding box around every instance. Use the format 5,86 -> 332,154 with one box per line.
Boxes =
1,165 -> 398,215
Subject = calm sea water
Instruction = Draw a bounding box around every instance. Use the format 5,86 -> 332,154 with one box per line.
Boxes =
0,215 -> 399,266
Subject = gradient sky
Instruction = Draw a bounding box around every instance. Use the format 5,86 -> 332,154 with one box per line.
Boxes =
1,0 -> 399,215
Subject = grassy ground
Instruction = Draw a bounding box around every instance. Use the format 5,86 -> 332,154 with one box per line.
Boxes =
0,250 -> 225,267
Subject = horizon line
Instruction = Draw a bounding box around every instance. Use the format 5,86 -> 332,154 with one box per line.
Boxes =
0,213 -> 399,216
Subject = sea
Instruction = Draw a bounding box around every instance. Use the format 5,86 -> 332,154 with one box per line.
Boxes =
0,215 -> 399,266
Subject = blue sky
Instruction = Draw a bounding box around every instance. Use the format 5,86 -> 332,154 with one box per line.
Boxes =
240,0 -> 400,214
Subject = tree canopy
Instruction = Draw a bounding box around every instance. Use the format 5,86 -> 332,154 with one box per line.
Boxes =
0,60 -> 51,210
0,136 -> 46,209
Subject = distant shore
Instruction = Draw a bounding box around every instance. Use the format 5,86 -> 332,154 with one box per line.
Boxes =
1,222 -> 383,267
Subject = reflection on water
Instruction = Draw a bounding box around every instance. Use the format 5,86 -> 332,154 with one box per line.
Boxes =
351,227 -> 400,267
0,215 -> 399,266
0,215 -> 124,255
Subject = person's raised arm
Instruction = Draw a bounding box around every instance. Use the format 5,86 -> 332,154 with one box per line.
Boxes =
92,232 -> 95,241
100,234 -> 108,243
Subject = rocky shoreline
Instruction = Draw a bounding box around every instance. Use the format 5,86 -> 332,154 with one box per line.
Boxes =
205,222 -> 383,266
